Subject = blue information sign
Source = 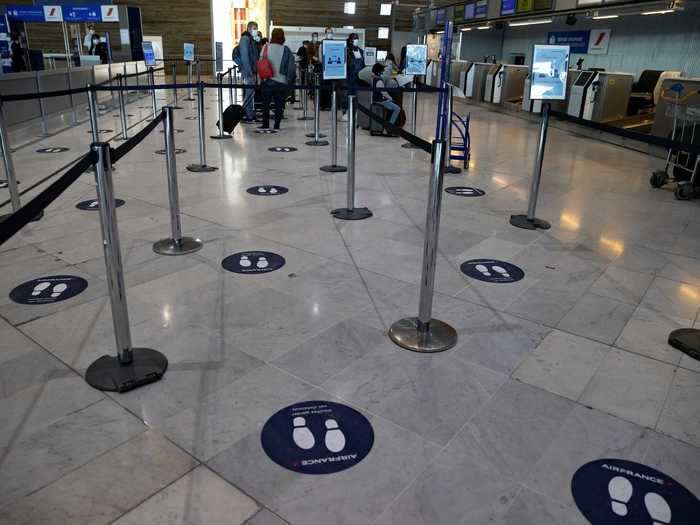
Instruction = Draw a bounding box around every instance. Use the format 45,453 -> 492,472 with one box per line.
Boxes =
547,30 -> 590,54
322,39 -> 347,80
183,43 -> 195,62
475,0 -> 488,18
0,14 -> 8,33
142,41 -> 156,67
64,5 -> 101,23
6,5 -> 46,23
502,0 -> 516,15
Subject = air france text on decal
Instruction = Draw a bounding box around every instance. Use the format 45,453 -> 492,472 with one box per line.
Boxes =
601,463 -> 664,485
301,454 -> 357,466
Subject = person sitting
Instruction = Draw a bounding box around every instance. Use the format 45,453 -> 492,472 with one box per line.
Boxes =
371,63 -> 401,130
259,28 -> 295,130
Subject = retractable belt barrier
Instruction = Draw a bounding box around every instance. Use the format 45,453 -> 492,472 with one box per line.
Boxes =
356,103 -> 433,153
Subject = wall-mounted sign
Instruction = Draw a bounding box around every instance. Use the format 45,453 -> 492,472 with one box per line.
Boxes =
322,39 -> 347,80
6,4 -> 119,23
183,43 -> 195,62
435,8 -> 446,26
547,31 -> 590,54
101,5 -> 119,22
588,29 -> 611,55
530,44 -> 570,100
64,5 -> 101,23
405,44 -> 428,76
42,6 -> 63,22
502,0 -> 517,15
364,47 -> 377,66
6,5 -> 47,23
475,0 -> 488,18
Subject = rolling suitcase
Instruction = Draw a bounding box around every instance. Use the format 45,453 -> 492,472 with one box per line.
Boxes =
357,89 -> 372,129
370,103 -> 385,136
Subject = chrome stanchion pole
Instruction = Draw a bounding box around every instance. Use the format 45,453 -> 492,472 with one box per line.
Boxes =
389,140 -> 457,353
402,80 -> 420,149
306,73 -> 328,146
109,64 -> 116,110
211,73 -> 231,140
149,67 -> 158,119
66,70 -> 79,125
85,142 -> 168,393
35,74 -> 49,137
0,99 -> 22,217
331,95 -> 371,220
233,67 -> 239,105
510,102 -> 552,231
294,65 -> 303,109
186,82 -> 217,172
186,60 -> 195,101
154,107 -> 203,255
117,75 -> 129,140
298,67 -> 313,121
171,63 -> 182,109
87,84 -> 100,143
444,84 -> 461,174
228,67 -> 233,104
320,83 -> 346,172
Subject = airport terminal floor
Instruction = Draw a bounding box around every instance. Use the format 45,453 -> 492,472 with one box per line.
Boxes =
0,85 -> 699,524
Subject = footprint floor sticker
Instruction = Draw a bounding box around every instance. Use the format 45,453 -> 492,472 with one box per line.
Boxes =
221,251 -> 285,275
255,129 -> 278,134
76,198 -> 125,210
445,186 -> 485,197
36,147 -> 70,154
460,259 -> 524,283
261,401 -> 374,475
10,276 -> 88,305
571,459 -> 698,524
155,148 -> 187,155
246,185 -> 288,196
269,146 -> 297,153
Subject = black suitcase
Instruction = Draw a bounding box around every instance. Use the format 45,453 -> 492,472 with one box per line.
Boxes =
370,103 -> 385,136
218,104 -> 244,134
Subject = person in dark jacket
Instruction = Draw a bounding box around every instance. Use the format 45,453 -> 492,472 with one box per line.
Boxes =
341,32 -> 365,120
237,21 -> 261,122
10,33 -> 26,72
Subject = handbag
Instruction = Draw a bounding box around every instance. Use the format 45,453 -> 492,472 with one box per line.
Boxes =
257,44 -> 274,80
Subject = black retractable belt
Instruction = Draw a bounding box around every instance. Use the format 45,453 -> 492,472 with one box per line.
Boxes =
356,103 -> 432,153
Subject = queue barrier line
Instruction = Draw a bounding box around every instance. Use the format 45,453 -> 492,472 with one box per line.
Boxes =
356,102 -> 432,153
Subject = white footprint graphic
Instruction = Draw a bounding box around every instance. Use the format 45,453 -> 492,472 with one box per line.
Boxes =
292,416 -> 315,450
257,257 -> 269,269
257,187 -> 267,193
32,282 -> 51,296
239,255 -> 252,267
324,419 -> 346,453
492,265 -> 511,278
644,493 -> 672,525
51,283 -> 68,298
269,187 -> 278,194
457,188 -> 474,195
89,200 -> 99,208
475,264 -> 491,277
609,476 -> 634,517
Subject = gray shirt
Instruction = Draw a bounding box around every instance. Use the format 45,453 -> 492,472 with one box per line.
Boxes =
264,43 -> 290,85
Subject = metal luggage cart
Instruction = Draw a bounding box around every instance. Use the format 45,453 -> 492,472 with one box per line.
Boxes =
650,84 -> 700,200
450,112 -> 471,168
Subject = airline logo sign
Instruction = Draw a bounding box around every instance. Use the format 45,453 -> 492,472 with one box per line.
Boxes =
101,5 -> 120,22
43,6 -> 63,22
588,29 -> 611,55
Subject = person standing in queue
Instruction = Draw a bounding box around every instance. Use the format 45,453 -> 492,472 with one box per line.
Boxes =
235,21 -> 261,123
259,28 -> 295,130
341,32 -> 365,121
10,33 -> 27,72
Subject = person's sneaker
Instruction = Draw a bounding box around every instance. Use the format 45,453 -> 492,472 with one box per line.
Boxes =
339,112 -> 349,122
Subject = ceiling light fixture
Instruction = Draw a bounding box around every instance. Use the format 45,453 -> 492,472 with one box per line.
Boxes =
592,14 -> 619,19
477,25 -> 490,30
641,9 -> 674,15
508,18 -> 553,27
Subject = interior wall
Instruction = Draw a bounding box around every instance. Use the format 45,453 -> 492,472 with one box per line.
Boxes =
391,31 -> 419,59
459,29 -> 504,63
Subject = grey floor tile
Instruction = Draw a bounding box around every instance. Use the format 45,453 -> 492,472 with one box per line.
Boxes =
579,349 -> 676,428
656,367 -> 700,447
616,306 -> 691,365
590,264 -> 654,306
643,431 -> 700,497
557,293 -> 636,345
640,277 -> 700,321
0,348 -> 69,401
500,488 -> 588,525
245,509 -> 290,525
113,466 -> 259,525
513,330 -> 610,401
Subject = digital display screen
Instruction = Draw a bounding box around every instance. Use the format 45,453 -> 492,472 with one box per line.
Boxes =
465,3 -> 476,19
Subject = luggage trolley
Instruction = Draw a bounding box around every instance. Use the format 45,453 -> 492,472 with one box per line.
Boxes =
650,84 -> 700,200
450,112 -> 471,168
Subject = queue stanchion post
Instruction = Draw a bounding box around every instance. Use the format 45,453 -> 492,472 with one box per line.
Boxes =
233,67 -> 239,105
389,140 -> 457,353
85,142 -> 168,393
154,107 -> 203,255
149,67 -> 158,119
510,101 -> 552,230
306,73 -> 328,146
228,67 -> 234,104
35,75 -> 49,137
443,84 -> 461,174
0,98 -> 27,222
298,68 -> 313,121
211,73 -> 232,140
185,60 -> 195,101
187,81 -> 218,172
171,63 -> 182,109
331,95 -> 371,220
109,65 -> 116,110
402,81 -> 420,150
294,65 -> 303,109
117,74 -> 129,141
66,69 -> 79,126
87,85 -> 100,143
320,82 -> 346,173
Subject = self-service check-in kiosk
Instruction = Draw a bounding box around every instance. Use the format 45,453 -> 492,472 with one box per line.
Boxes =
567,71 -> 598,119
525,68 -> 580,113
493,65 -> 529,105
484,64 -> 504,102
568,71 -> 634,122
465,62 -> 493,100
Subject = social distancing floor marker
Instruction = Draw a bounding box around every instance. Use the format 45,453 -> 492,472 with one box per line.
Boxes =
269,146 -> 297,153
155,148 -> 187,155
247,185 -> 288,196
460,259 -> 524,283
445,186 -> 486,197
261,401 -> 373,475
36,147 -> 70,154
87,129 -> 113,134
76,198 -> 125,210
10,276 -> 88,305
256,129 -> 278,134
221,251 -> 285,274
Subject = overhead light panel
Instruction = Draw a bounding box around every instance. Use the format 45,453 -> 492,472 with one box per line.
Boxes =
344,2 -> 356,15
477,25 -> 490,30
380,3 -> 392,16
592,14 -> 619,19
508,18 -> 553,27
344,25 -> 354,29
641,9 -> 674,15
378,27 -> 390,39
460,27 -> 473,31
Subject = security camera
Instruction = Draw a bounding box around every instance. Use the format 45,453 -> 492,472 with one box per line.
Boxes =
566,14 -> 577,25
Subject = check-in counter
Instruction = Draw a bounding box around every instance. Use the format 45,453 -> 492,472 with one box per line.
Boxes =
37,69 -> 72,116
0,71 -> 42,126
70,66 -> 93,108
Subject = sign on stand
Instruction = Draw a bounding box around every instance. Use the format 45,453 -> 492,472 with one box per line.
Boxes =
183,42 -> 195,62
530,44 -> 570,100
142,41 -> 156,67
322,39 -> 347,81
364,47 -> 377,66
405,44 -> 428,76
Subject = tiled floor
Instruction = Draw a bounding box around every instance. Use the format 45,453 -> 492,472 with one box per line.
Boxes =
0,86 -> 698,524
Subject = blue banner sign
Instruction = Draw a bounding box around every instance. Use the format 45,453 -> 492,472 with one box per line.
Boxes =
64,5 -> 101,23
0,14 -> 8,33
6,5 -> 46,23
547,30 -> 590,54
475,0 -> 488,18
502,0 -> 516,15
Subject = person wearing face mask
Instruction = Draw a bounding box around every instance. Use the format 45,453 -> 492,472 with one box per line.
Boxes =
83,25 -> 95,51
340,33 -> 365,121
234,21 -> 261,122
307,32 -> 321,73
10,33 -> 27,72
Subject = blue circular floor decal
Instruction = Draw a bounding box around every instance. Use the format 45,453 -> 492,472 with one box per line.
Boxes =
76,198 -> 125,211
87,129 -> 113,134
155,148 -> 187,155
221,251 -> 285,275
184,116 -> 198,120
246,185 -> 288,196
36,147 -> 69,154
10,275 -> 88,305
256,129 -> 278,134
571,459 -> 699,525
261,400 -> 374,475
445,186 -> 485,197
460,259 -> 524,283
269,146 -> 297,153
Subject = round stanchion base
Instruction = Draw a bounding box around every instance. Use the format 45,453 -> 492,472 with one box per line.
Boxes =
445,165 -> 462,175
389,317 -> 458,354
186,164 -> 218,173
184,97 -> 195,102
331,207 -> 373,221
306,132 -> 327,138
172,105 -> 184,110
85,348 -> 168,393
402,142 -> 420,149
320,165 -> 348,173
668,328 -> 700,362
0,210 -> 43,223
210,134 -> 233,140
509,214 -> 551,231
297,116 -> 314,121
153,236 -> 203,256
305,140 -> 329,147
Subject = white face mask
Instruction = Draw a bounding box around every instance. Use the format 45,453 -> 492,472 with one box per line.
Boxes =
250,28 -> 258,37
326,32 -> 333,38
312,36 -> 318,42
353,39 -> 359,47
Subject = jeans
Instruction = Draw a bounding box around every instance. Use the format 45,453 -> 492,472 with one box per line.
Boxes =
261,80 -> 287,128
243,73 -> 257,119
381,99 -> 401,125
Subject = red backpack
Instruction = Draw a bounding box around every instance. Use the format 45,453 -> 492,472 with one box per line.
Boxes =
257,44 -> 273,80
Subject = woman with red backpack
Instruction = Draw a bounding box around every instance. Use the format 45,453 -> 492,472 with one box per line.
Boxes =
257,28 -> 296,130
